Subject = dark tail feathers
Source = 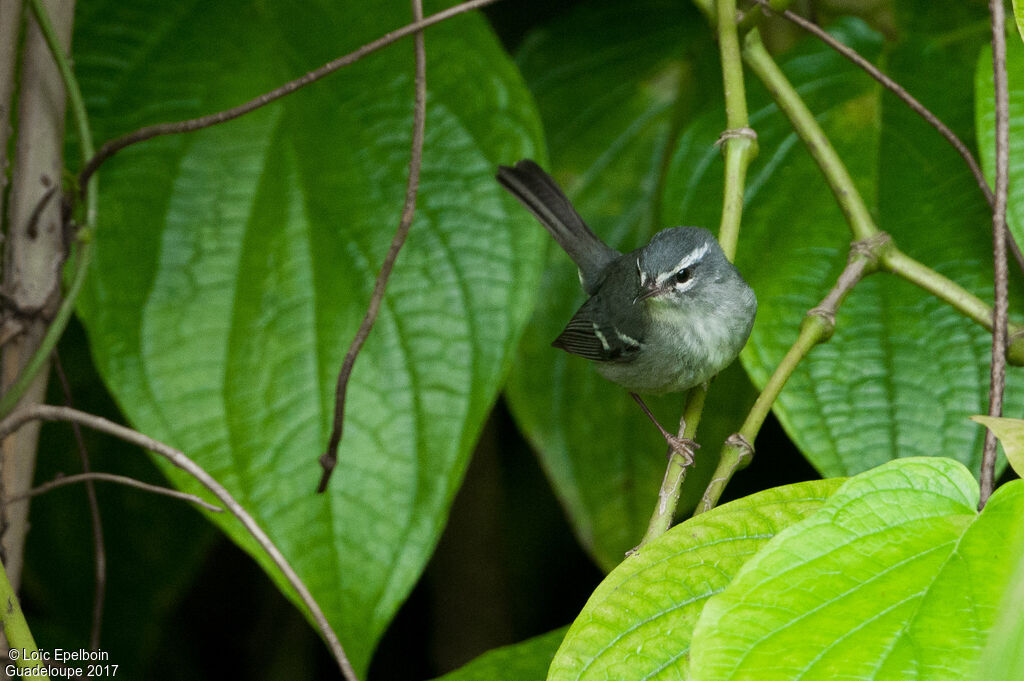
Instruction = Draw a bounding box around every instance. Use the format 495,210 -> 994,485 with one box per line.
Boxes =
497,160 -> 618,293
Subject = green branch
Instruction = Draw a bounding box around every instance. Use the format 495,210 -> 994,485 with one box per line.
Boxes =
741,30 -> 1024,363
742,31 -> 876,241
692,24 -> 1024,514
0,0 -> 98,418
718,135 -> 758,259
638,387 -> 707,547
679,11 -> 1022,515
697,238 -> 883,513
637,0 -> 759,549
0,558 -> 50,679
715,0 -> 757,259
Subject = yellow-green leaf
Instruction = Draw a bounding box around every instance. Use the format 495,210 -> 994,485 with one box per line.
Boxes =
691,458 -> 1024,681
1013,0 -> 1024,44
970,415 -> 1024,477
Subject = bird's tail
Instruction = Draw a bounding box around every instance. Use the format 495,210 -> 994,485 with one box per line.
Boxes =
497,160 -> 618,293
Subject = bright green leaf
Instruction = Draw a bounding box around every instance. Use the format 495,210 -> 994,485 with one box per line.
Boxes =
970,415 -> 1024,477
690,458 -> 1024,681
663,18 -> 1024,478
1013,0 -> 1024,45
548,479 -> 844,681
73,1 -> 545,673
976,37 -> 1024,249
506,0 -> 757,571
430,629 -> 567,681
976,525 -> 1024,681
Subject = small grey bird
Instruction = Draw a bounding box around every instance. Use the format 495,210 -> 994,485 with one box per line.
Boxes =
497,160 -> 756,452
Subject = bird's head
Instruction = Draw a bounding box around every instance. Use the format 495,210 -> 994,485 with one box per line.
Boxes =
634,227 -> 723,306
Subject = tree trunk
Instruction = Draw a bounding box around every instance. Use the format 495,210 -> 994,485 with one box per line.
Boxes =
1,0 -> 75,591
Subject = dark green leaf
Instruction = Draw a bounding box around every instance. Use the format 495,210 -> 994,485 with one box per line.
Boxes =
975,37 -> 1024,249
73,1 -> 546,673
26,324 -> 215,676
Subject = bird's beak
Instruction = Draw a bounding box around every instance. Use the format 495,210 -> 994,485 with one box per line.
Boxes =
633,281 -> 661,304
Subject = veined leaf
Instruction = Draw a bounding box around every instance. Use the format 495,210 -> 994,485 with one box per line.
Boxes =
690,458 -> 1024,681
975,524 -> 1024,681
548,479 -> 843,681
976,37 -> 1024,250
73,0 -> 546,673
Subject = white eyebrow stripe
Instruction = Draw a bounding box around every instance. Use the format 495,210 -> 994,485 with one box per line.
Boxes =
655,242 -> 709,286
637,258 -> 647,286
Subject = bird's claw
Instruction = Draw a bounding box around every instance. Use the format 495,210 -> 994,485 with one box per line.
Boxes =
664,435 -> 698,465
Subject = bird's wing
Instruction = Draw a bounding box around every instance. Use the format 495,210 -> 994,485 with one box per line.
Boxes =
552,296 -> 643,363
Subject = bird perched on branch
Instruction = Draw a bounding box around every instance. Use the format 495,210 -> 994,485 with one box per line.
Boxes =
497,160 -> 756,459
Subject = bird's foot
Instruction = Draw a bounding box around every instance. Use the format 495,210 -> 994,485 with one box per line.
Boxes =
629,393 -> 699,465
663,434 -> 698,465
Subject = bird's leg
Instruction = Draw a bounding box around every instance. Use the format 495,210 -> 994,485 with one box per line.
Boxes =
629,393 -> 699,465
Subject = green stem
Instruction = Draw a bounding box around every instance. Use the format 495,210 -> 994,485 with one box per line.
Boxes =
635,0 -> 758,548
688,10 -> 1022,514
718,138 -> 757,260
882,246 -> 1023,348
28,0 -> 94,162
638,387 -> 707,546
741,29 -> 1024,363
743,30 -> 877,241
0,558 -> 50,679
880,248 -> 987,329
641,451 -> 690,543
717,0 -> 749,128
698,319 -> 823,513
693,0 -> 799,30
715,0 -> 757,260
1,0 -> 98,418
698,243 -> 879,513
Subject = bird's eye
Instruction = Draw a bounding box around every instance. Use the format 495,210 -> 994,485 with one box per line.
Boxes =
674,268 -> 691,285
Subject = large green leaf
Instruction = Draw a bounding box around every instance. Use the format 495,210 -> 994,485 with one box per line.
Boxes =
548,479 -> 843,681
1011,0 -> 1024,44
975,37 -> 1024,247
663,18 -> 1023,477
430,629 -> 567,681
73,0 -> 545,673
505,0 -> 758,571
976,524 -> 1024,681
689,458 -> 1024,681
